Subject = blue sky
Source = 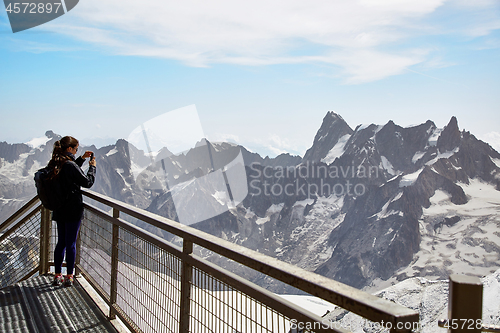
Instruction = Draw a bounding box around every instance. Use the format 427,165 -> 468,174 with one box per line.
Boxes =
1,0 -> 499,157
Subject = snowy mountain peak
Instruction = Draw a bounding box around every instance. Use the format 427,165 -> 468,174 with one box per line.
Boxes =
437,116 -> 461,152
303,111 -> 354,162
296,113 -> 500,288
2,113 -> 500,294
325,111 -> 345,122
44,130 -> 60,139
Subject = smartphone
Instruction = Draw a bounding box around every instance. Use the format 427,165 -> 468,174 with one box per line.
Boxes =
90,152 -> 94,160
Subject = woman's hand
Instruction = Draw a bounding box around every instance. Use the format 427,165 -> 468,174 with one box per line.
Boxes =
82,151 -> 96,166
82,151 -> 93,159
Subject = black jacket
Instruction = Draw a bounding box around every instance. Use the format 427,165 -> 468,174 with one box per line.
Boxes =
52,153 -> 96,222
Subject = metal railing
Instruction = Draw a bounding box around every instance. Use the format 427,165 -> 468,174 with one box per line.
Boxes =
1,191 -> 421,332
437,275 -> 500,333
0,196 -> 43,289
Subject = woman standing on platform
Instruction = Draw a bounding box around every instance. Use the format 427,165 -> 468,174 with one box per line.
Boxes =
48,136 -> 96,287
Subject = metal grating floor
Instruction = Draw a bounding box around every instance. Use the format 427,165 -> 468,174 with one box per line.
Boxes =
0,275 -> 118,333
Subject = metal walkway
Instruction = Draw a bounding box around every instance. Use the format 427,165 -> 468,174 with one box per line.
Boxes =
0,275 -> 118,333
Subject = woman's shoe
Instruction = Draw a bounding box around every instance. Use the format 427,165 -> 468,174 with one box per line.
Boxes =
64,275 -> 74,287
52,275 -> 64,286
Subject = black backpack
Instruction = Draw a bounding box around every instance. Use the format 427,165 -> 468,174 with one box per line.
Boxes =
34,166 -> 67,211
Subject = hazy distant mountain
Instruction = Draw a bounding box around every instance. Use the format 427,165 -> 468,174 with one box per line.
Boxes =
1,112 -> 499,292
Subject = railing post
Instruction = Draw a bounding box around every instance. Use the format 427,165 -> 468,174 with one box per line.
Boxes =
75,233 -> 81,276
75,213 -> 83,277
39,207 -> 52,275
109,208 -> 120,320
179,240 -> 193,333
447,275 -> 483,333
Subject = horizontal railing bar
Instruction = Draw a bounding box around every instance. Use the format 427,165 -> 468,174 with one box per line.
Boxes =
86,201 -> 343,333
82,190 -> 418,326
83,189 -> 189,238
187,253 -> 349,333
82,203 -> 181,332
0,206 -> 42,244
0,196 -> 41,233
183,233 -> 418,326
83,203 -> 184,258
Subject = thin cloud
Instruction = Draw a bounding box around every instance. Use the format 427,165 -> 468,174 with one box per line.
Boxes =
209,133 -> 241,145
336,49 -> 429,84
35,0 -> 500,83
481,132 -> 500,153
404,67 -> 467,87
244,134 -> 304,157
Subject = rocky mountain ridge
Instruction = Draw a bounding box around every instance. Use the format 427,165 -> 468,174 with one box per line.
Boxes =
1,112 -> 499,291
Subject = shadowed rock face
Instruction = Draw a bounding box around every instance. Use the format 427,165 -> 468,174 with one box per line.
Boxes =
237,115 -> 499,290
437,116 -> 461,153
160,114 -> 498,290
1,114 -> 499,291
303,116 -> 499,288
302,112 -> 354,163
0,142 -> 31,164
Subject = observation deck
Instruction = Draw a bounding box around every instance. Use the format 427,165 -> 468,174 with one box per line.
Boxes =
0,275 -> 118,333
0,191 -> 487,333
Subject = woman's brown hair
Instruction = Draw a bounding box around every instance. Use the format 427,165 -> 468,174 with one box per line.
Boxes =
48,136 -> 79,178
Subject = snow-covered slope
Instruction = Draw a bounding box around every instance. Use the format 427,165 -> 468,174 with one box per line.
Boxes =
366,178 -> 500,292
2,113 -> 500,294
323,269 -> 500,333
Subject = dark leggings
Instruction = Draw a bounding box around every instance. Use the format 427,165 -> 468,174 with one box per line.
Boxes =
54,219 -> 81,275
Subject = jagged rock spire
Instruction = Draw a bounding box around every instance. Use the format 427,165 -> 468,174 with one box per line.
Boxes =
303,111 -> 354,162
437,116 -> 461,152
